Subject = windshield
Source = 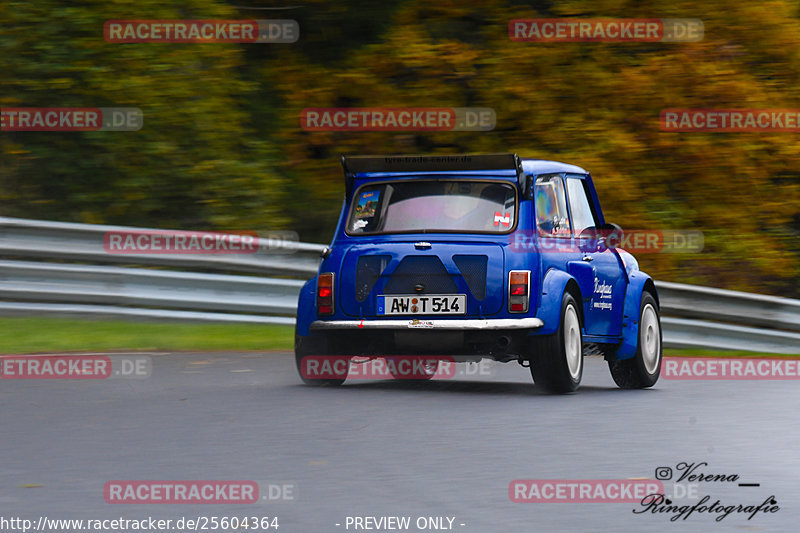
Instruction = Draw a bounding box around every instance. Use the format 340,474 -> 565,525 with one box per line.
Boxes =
347,180 -> 517,235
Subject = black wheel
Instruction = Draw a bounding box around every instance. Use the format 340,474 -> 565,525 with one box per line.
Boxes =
608,291 -> 662,389
529,292 -> 583,393
295,329 -> 347,386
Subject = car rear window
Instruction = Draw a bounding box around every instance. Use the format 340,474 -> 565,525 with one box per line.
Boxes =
347,180 -> 517,235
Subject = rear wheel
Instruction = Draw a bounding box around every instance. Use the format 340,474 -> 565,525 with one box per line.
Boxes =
608,291 -> 661,389
529,292 -> 583,393
295,330 -> 347,386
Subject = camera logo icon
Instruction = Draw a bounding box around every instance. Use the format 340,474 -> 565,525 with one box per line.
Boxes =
655,467 -> 673,480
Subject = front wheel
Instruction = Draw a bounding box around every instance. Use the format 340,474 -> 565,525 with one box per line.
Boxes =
608,291 -> 662,389
529,292 -> 583,393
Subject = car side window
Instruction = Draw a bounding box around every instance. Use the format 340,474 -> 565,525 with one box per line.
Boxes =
566,177 -> 598,233
534,174 -> 571,236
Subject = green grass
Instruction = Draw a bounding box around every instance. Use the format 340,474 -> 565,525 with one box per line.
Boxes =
0,317 -> 796,357
0,317 -> 295,354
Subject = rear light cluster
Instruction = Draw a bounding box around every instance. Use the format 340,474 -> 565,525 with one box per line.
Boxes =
508,270 -> 530,313
317,273 -> 334,316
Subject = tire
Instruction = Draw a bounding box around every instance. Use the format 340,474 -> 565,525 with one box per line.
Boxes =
529,292 -> 583,393
295,329 -> 347,386
386,356 -> 439,380
608,291 -> 662,389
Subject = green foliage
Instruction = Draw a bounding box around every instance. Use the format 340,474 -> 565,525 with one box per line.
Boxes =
1,0 -> 798,295
263,0 -> 800,296
0,0 -> 281,229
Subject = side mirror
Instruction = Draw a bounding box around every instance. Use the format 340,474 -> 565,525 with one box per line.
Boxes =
598,223 -> 624,250
576,227 -> 600,253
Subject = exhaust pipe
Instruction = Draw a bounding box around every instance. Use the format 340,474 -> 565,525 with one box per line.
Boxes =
491,336 -> 513,362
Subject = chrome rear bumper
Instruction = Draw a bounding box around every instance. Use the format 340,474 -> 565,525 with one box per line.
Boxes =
310,317 -> 544,331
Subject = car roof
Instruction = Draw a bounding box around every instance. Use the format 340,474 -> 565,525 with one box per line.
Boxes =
520,159 -> 588,176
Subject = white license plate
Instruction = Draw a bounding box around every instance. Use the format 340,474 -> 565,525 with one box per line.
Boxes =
377,294 -> 466,315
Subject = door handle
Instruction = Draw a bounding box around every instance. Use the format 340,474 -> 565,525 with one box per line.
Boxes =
582,255 -> 594,262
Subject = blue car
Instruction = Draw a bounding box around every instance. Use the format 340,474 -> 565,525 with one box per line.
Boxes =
295,154 -> 662,392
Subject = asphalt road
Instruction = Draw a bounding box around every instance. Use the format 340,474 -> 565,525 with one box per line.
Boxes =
1,352 -> 798,533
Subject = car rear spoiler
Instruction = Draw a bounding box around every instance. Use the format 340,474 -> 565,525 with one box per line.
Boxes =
340,153 -> 526,197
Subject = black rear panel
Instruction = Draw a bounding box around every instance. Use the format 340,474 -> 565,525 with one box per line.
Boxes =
453,255 -> 488,300
339,242 -> 506,316
383,256 -> 458,294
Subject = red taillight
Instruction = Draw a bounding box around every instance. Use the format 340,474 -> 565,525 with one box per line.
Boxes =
508,270 -> 530,313
317,273 -> 334,316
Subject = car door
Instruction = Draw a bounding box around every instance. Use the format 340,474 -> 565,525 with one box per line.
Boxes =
564,175 -> 626,337
533,174 -> 581,306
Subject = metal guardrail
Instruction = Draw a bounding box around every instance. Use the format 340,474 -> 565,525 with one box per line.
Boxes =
0,216 -> 322,325
656,281 -> 800,333
660,317 -> 800,354
0,260 -> 303,316
657,281 -> 800,353
0,216 -> 798,353
0,216 -> 325,275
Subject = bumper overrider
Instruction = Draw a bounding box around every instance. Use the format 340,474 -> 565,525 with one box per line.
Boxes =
310,317 -> 544,331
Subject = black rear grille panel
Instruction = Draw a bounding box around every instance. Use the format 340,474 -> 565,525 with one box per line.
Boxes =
383,256 -> 458,295
355,255 -> 391,302
453,255 -> 488,300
